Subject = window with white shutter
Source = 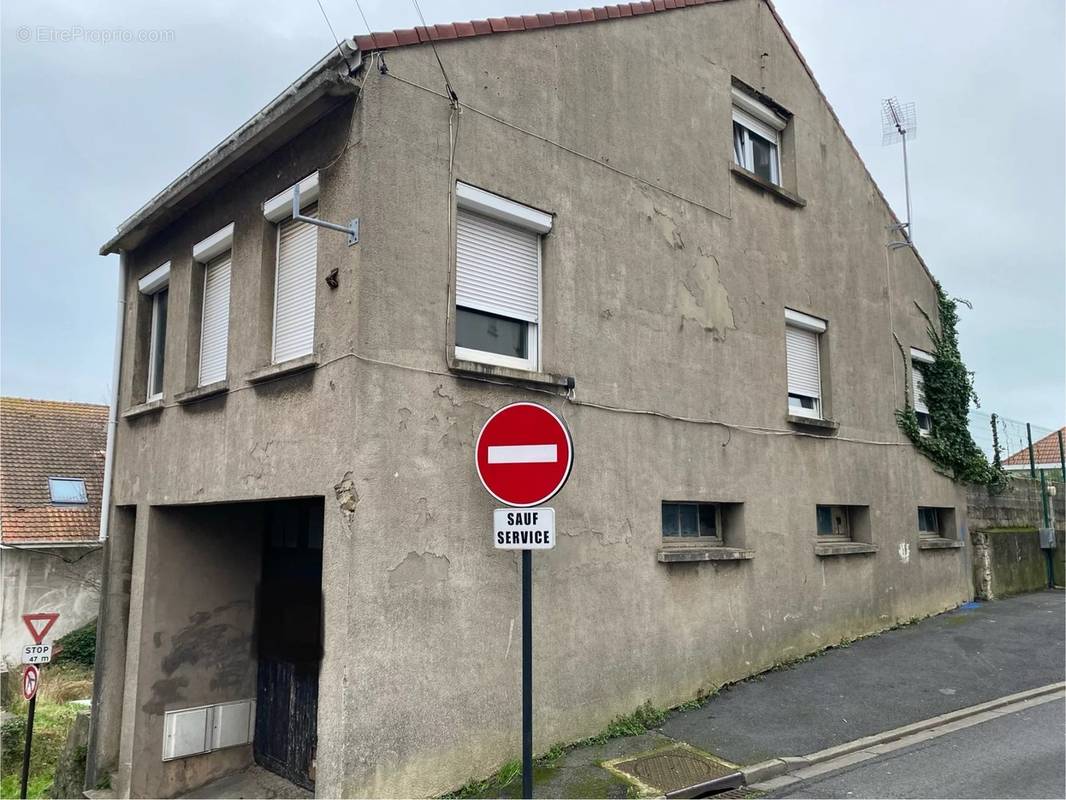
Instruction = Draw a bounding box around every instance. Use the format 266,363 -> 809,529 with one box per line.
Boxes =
454,183 -> 552,372
272,205 -> 318,364
198,253 -> 231,386
910,348 -> 934,435
732,87 -> 786,186
138,261 -> 171,402
785,308 -> 827,418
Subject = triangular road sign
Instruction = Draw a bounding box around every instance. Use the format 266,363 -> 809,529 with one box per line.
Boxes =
23,613 -> 59,645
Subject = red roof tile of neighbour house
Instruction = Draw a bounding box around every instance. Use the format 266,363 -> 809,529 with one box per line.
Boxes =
1004,427 -> 1066,469
1,397 -> 107,545
354,0 -> 727,51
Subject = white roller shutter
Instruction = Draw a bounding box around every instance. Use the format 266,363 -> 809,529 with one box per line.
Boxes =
198,253 -> 231,386
456,209 -> 540,323
786,325 -> 821,400
272,206 -> 317,363
912,365 -> 929,414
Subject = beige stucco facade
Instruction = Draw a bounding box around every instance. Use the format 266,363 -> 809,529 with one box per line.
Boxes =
88,1 -> 974,796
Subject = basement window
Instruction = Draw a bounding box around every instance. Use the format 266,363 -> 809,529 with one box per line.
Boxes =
817,505 -> 851,540
662,501 -> 722,545
48,477 -> 87,505
732,88 -> 787,186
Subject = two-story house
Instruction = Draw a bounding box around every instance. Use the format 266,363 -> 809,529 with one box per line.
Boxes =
86,1 -> 972,796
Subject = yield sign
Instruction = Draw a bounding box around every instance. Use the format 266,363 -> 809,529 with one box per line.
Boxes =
475,402 -> 573,507
23,613 -> 59,645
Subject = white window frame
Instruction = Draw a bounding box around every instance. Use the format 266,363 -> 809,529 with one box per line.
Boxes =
193,225 -> 234,387
264,177 -> 319,365
731,88 -> 786,186
139,261 -> 171,402
454,183 -> 552,373
910,347 -> 935,437
785,308 -> 827,419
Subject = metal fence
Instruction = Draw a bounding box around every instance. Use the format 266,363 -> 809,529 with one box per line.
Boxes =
969,411 -> 1064,480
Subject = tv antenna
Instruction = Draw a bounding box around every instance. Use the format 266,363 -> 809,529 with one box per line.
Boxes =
881,97 -> 917,242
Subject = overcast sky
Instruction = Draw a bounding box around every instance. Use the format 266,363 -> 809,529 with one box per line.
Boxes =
2,0 -> 1063,428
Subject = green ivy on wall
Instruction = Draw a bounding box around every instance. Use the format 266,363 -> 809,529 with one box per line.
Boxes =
896,283 -> 1004,487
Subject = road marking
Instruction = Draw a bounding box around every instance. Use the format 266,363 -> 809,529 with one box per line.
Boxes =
487,444 -> 557,464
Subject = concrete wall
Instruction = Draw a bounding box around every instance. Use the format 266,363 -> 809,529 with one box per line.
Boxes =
967,478 -> 1064,599
117,505 -> 262,798
98,1 -> 975,796
1,546 -> 102,669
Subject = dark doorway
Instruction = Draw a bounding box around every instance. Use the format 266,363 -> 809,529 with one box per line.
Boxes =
254,499 -> 323,790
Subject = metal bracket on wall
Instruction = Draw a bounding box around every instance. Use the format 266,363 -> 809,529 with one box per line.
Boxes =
293,184 -> 359,246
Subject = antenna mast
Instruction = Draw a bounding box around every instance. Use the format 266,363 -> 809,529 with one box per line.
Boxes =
881,98 -> 917,242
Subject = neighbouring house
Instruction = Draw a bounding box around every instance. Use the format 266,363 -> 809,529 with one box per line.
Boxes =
1003,426 -> 1065,479
86,1 -> 975,797
1,397 -> 106,668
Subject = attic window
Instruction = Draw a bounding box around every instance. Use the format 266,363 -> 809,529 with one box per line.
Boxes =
731,87 -> 787,186
48,477 -> 87,505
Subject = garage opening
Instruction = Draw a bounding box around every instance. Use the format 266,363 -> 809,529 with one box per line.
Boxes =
254,498 -> 323,791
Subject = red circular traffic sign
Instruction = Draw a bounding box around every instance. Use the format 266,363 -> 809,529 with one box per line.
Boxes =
475,402 -> 573,507
22,665 -> 39,701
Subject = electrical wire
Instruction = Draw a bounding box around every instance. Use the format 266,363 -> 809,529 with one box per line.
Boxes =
313,0 -> 353,71
352,0 -> 373,35
410,0 -> 459,103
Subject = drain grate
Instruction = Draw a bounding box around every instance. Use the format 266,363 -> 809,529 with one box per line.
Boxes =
612,747 -> 736,794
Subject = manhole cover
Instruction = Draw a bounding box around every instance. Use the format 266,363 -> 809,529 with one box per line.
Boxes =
613,747 -> 735,793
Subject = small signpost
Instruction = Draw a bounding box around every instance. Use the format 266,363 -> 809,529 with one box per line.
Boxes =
476,402 -> 573,800
19,613 -> 57,800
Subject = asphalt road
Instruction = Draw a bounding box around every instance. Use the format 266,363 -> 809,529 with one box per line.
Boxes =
772,698 -> 1066,799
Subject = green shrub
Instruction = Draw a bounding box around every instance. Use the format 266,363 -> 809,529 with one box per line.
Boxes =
53,621 -> 96,669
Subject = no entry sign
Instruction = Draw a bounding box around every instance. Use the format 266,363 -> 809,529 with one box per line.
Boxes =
475,402 -> 573,507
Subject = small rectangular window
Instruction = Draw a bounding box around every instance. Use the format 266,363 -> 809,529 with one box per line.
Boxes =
49,477 -> 87,505
454,183 -> 552,373
272,206 -> 318,364
732,89 -> 786,186
917,507 -> 941,537
193,223 -> 235,387
816,505 -> 851,539
785,309 -> 826,419
662,501 -> 721,544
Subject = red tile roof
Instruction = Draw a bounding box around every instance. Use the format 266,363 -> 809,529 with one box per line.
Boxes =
1,397 -> 108,545
1005,427 -> 1066,469
355,0 -> 725,51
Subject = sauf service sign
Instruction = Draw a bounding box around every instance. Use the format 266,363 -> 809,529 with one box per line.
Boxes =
494,508 -> 556,549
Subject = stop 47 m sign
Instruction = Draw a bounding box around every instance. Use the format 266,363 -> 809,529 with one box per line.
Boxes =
475,402 -> 573,508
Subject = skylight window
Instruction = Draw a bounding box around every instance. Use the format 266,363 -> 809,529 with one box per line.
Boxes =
48,477 -> 88,505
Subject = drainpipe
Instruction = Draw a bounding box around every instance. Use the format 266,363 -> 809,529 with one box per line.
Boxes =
98,251 -> 127,543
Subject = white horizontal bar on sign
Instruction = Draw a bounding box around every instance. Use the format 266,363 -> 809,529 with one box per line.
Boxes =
784,307 -> 827,333
138,261 -> 171,295
456,182 -> 553,234
487,444 -> 558,464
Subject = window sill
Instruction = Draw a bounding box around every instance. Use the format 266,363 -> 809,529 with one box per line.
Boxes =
814,541 -> 878,557
730,165 -> 807,207
246,353 -> 319,385
786,414 -> 839,432
448,356 -> 575,392
122,398 -> 165,420
918,537 -> 964,550
175,381 -> 229,405
657,545 -> 755,563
